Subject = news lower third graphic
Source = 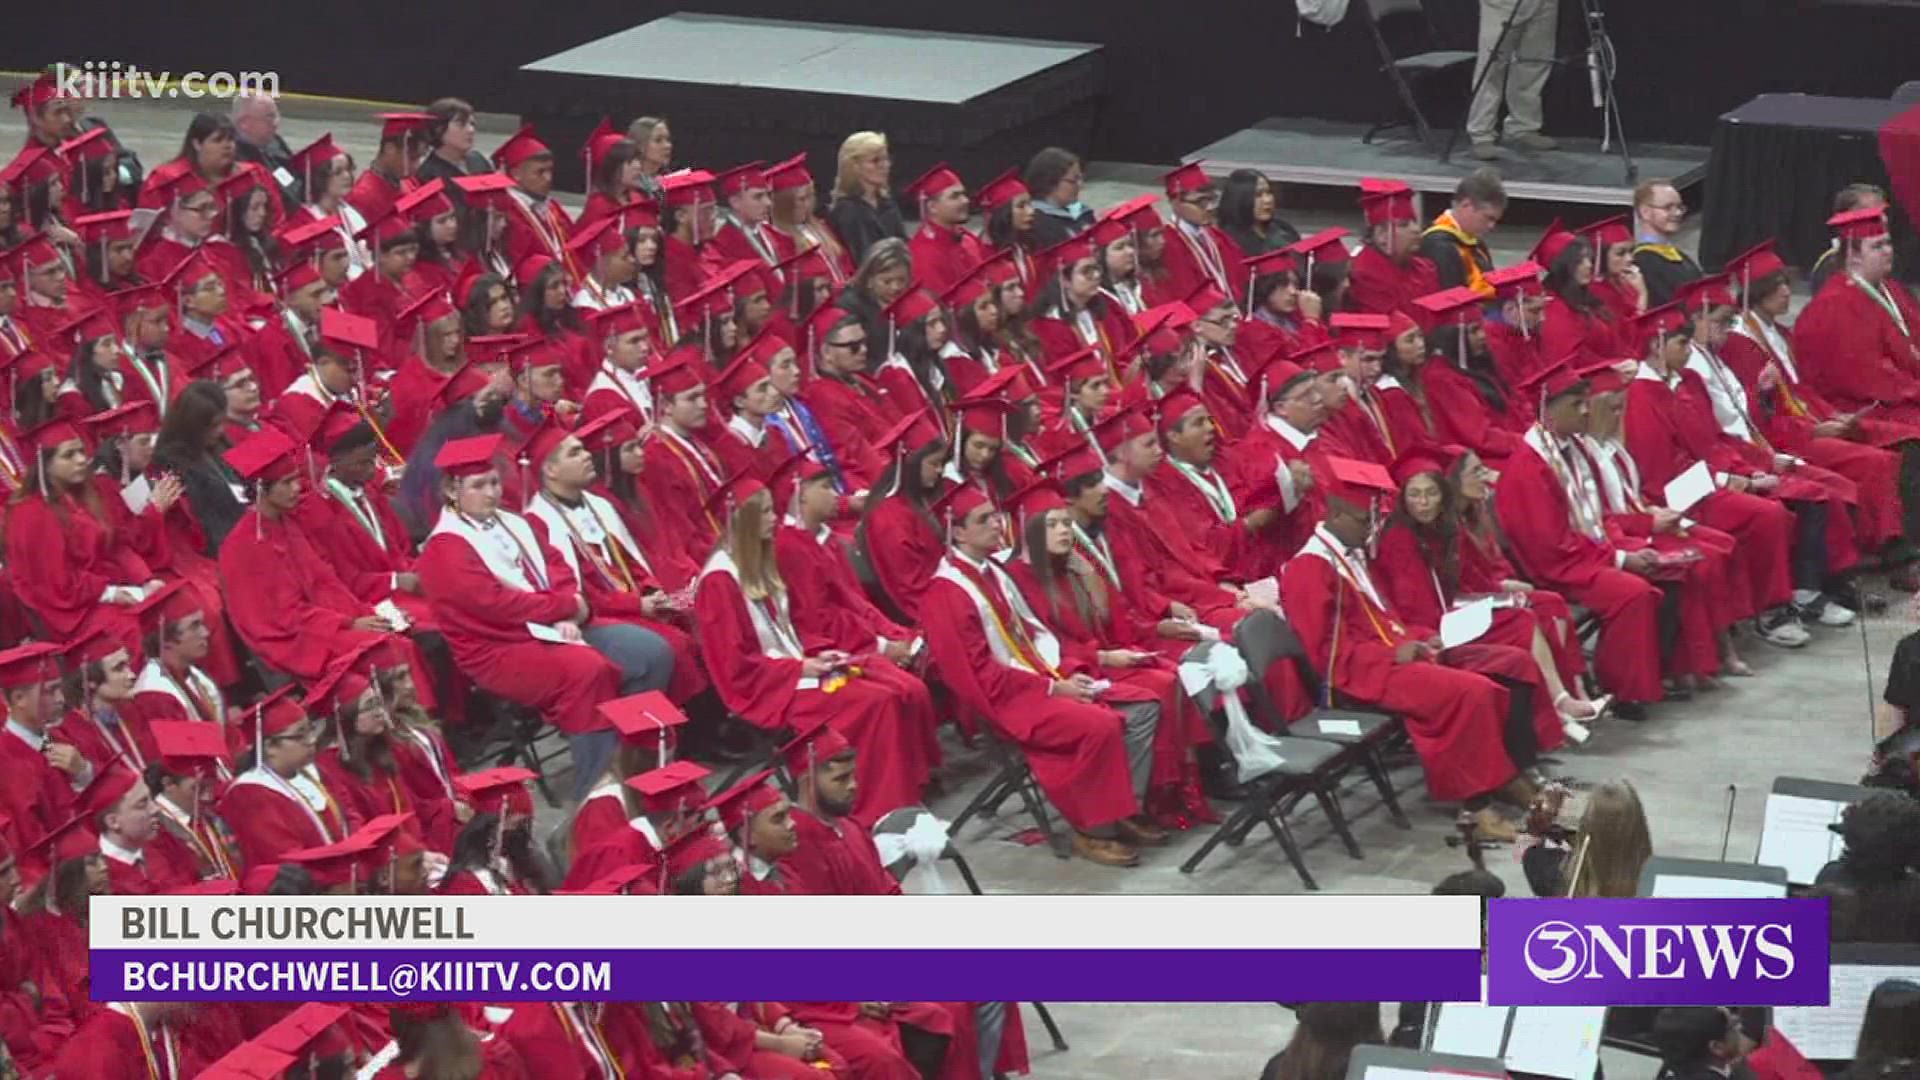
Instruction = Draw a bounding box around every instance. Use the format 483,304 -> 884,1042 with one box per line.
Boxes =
91,895 -> 1485,1003
1487,897 -> 1832,1006
89,895 -> 1834,1004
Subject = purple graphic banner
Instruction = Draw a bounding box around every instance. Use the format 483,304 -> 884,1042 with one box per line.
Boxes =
1487,898 -> 1831,1006
90,947 -> 1483,1002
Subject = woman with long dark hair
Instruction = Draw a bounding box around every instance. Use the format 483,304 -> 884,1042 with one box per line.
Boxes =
217,174 -> 277,300
1237,259 -> 1327,363
459,272 -> 516,340
141,112 -> 281,231
1218,169 -> 1300,257
582,135 -> 645,227
857,429 -> 952,626
1030,231 -> 1133,367
292,133 -> 369,278
1004,483 -> 1210,830
1373,446 -> 1602,738
1581,214 -> 1647,328
592,414 -> 702,597
515,259 -> 594,388
152,379 -> 248,552
1418,291 -> 1529,458
875,288 -> 955,423
8,419 -> 157,652
979,168 -> 1039,285
404,182 -> 471,298
1537,229 -> 1633,371
11,350 -> 62,429
836,237 -> 912,358
766,153 -> 853,285
54,331 -> 125,419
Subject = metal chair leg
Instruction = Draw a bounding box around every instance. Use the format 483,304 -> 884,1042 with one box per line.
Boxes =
1180,799 -> 1263,873
1258,799 -> 1319,891
949,762 -> 1018,838
1031,1002 -> 1069,1052
1015,772 -> 1072,860
1311,780 -> 1364,860
1363,745 -> 1412,829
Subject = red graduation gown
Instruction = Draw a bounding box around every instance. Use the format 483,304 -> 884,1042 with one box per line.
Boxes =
499,1002 -> 628,1080
217,508 -> 387,681
920,556 -> 1138,831
1492,438 -> 1665,702
861,496 -> 945,625
1411,358 -> 1524,466
1622,371 -> 1797,610
91,473 -> 241,687
693,564 -> 936,826
663,235 -> 711,301
51,705 -> 157,776
776,521 -> 913,652
1483,322 -> 1546,396
1279,536 -> 1519,801
1224,421 -> 1328,575
384,353 -> 456,458
215,770 -> 347,870
639,427 -> 728,573
0,910 -> 50,1071
1158,222 -> 1247,301
49,1006 -> 186,1080
346,168 -> 408,227
908,221 -> 991,296
290,482 -> 425,615
1793,272 -> 1920,425
501,196 -> 577,282
801,373 -> 894,493
5,492 -> 150,647
1347,246 -> 1440,321
339,269 -> 415,359
246,313 -> 314,403
1144,459 -> 1261,584
0,727 -> 82,882
416,524 -> 620,736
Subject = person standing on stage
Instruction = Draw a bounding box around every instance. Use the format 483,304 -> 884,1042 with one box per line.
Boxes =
1465,0 -> 1561,161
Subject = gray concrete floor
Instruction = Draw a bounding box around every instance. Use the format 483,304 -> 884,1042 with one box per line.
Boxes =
7,88 -> 1863,1080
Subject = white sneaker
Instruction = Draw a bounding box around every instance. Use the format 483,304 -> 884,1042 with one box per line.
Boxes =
1757,612 -> 1811,648
1797,595 -> 1856,627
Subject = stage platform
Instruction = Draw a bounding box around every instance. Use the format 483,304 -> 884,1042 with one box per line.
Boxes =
1185,117 -> 1711,207
517,13 -> 1104,193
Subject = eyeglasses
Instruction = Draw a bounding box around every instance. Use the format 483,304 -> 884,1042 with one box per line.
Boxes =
827,337 -> 868,351
1184,194 -> 1220,209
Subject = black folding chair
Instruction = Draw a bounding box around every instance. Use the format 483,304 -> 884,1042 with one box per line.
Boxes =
1180,735 -> 1363,887
1357,0 -> 1477,149
946,734 -> 1073,860
1287,706 -> 1415,830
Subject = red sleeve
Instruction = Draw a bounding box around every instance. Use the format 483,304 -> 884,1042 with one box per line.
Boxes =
863,499 -> 941,625
920,579 -> 1055,711
1280,555 -> 1400,704
5,500 -> 115,636
415,534 -> 579,628
689,1002 -> 758,1075
1372,526 -> 1448,630
1795,282 -> 1920,406
1491,452 -> 1612,590
691,571 -> 803,728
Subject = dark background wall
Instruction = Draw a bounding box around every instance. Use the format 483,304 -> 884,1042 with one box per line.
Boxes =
9,0 -> 1918,163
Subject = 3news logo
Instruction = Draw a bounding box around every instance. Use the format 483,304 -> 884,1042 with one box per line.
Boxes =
1486,899 -> 1832,1006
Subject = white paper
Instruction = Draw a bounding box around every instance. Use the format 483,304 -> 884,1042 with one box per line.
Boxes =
1430,1002 -> 1509,1057
1441,597 -> 1495,648
272,165 -> 296,188
1649,873 -> 1785,899
1663,460 -> 1716,513
1244,577 -> 1280,607
1756,792 -> 1847,885
1319,718 -> 1365,736
1774,962 -> 1920,1059
1503,1006 -> 1605,1079
525,622 -> 584,645
374,599 -> 412,633
120,475 -> 152,514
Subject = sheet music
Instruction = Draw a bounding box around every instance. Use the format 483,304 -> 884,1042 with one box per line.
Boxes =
1773,963 -> 1920,1059
1650,874 -> 1787,899
1756,792 -> 1847,885
1503,1007 -> 1605,1079
1431,1003 -> 1508,1058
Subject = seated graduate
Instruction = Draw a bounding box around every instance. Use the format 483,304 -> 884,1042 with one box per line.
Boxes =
306,645 -> 459,856
140,721 -> 240,886
1372,445 -> 1605,744
413,434 -> 633,804
856,413 -> 955,627
439,767 -> 549,896
694,463 -> 938,826
919,482 -> 1159,867
1280,455 -> 1542,842
216,686 -> 351,869
49,630 -> 156,776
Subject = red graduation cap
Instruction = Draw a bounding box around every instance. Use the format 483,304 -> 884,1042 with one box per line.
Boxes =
587,301 -> 655,342
1156,388 -> 1210,436
1285,228 -> 1352,266
319,308 -> 379,353
664,825 -> 734,879
1115,195 -> 1164,235
1632,301 -> 1691,351
765,152 -> 814,193
710,349 -> 773,404
150,719 -> 233,775
1387,444 -> 1460,489
224,426 -> 301,483
434,433 -> 506,479
491,124 -> 552,171
712,768 -> 785,834
1037,233 -> 1097,280
975,167 -> 1028,213
1673,272 -> 1736,315
1515,355 -> 1592,409
953,394 -> 1014,442
9,233 -> 61,272
872,407 -> 942,468
581,117 -> 625,174
1005,475 -> 1069,534
1184,281 -> 1233,319
168,879 -> 241,896
57,126 -> 114,167
378,112 -> 434,142
625,759 -> 711,815
281,830 -> 379,887
10,72 -> 65,113
81,401 -> 159,441
714,161 -> 770,198
453,766 -> 538,815
931,482 -> 995,533
1330,311 -> 1392,351
741,324 -> 795,367
675,261 -> 752,321
237,684 -> 309,754
8,146 -> 62,188
0,641 -> 63,691
512,251 -> 554,289
25,417 -> 89,459
81,762 -> 143,818
303,656 -> 373,720
0,348 -> 58,387
643,347 -> 707,399
1047,344 -> 1108,385
1036,436 -> 1107,484
1243,248 -> 1301,286
1828,206 -> 1888,241
614,195 -> 662,232
1579,213 -> 1632,254
128,578 -> 204,636
151,168 -> 211,206
661,169 -> 717,209
598,690 -> 689,753
1485,261 -> 1545,300
1358,177 -> 1417,225
1134,300 -> 1199,345
1086,215 -> 1132,250
1290,337 -> 1344,374
354,206 -> 415,247
882,286 -> 941,333
467,333 -> 528,365
449,171 -> 518,209
62,627 -> 129,670
774,245 -> 832,290
26,809 -> 98,868
1412,286 -> 1486,326
287,132 -> 343,190
395,288 -> 455,333
1163,162 -> 1214,198
970,362 -> 1037,404
216,168 -> 265,213
395,179 -> 454,224
701,463 -> 770,519
1091,401 -> 1154,455
778,711 -> 854,778
1725,239 -> 1788,300
902,162 -> 964,203
567,215 -> 626,262
277,214 -> 346,258
1322,455 -> 1398,508
1530,218 -> 1579,268
1578,356 -> 1631,395
73,208 -> 135,245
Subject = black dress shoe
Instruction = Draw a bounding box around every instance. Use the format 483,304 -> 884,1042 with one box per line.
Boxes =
1612,701 -> 1649,722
